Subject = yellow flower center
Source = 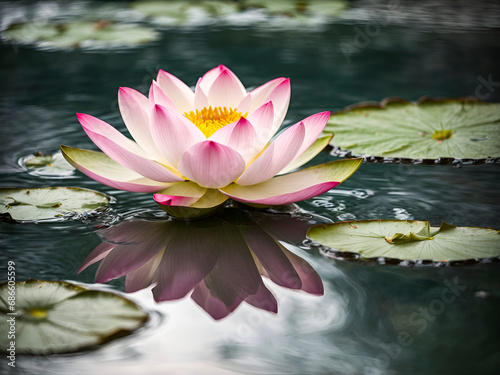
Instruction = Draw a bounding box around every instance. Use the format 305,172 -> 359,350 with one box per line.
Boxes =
184,106 -> 247,137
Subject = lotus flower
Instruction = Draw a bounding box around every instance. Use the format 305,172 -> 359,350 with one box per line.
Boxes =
61,65 -> 361,217
79,208 -> 322,319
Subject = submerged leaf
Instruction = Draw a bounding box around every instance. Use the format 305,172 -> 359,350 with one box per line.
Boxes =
325,97 -> 500,160
308,220 -> 500,262
0,280 -> 148,354
0,187 -> 109,222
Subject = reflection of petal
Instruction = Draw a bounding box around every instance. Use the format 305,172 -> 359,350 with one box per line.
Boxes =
240,224 -> 301,290
245,282 -> 278,314
191,280 -> 239,320
125,254 -> 162,293
81,208 -> 323,320
283,248 -> 324,296
152,223 -> 221,302
204,227 -> 261,306
95,224 -> 173,283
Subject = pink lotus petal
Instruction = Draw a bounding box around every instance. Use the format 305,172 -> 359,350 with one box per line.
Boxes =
248,77 -> 287,112
246,101 -> 274,152
220,159 -> 365,206
236,122 -> 305,186
77,113 -> 144,155
292,111 -> 330,159
198,65 -> 225,92
240,225 -> 301,289
237,92 -> 252,114
61,146 -> 175,193
194,78 -> 209,110
265,78 -> 291,136
79,116 -> 183,183
153,193 -> 203,207
209,117 -> 257,163
207,69 -> 247,109
118,87 -> 164,162
148,81 -> 178,112
225,181 -> 338,206
178,141 -> 246,188
150,105 -> 206,166
156,69 -> 195,113
278,135 -> 332,175
199,65 -> 246,95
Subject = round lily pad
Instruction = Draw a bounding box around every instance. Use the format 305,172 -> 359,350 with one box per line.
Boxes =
0,187 -> 109,222
245,0 -> 347,17
308,220 -> 500,262
21,151 -> 75,177
3,20 -> 159,50
0,279 -> 148,354
325,97 -> 500,162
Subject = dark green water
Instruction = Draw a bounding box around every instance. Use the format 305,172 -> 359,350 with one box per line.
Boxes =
1,1 -> 499,374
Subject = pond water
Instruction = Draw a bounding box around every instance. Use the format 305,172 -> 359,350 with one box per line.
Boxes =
1,1 -> 500,374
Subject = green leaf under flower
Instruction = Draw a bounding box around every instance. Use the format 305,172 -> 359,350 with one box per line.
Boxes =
325,97 -> 500,161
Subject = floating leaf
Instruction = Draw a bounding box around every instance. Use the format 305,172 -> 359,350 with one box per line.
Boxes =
245,0 -> 347,17
22,151 -> 75,177
3,21 -> 159,49
0,280 -> 148,354
308,220 -> 500,262
325,98 -> 500,161
0,187 -> 109,222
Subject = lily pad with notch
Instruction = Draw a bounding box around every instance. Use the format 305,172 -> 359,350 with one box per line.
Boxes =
0,280 -> 148,354
325,97 -> 500,163
0,187 -> 109,222
308,220 -> 500,263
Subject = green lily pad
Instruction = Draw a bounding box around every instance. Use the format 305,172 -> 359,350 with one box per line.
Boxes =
245,0 -> 347,17
308,220 -> 500,262
325,97 -> 500,161
3,20 -> 159,49
21,151 -> 75,177
0,187 -> 109,222
0,280 -> 148,354
130,0 -> 239,25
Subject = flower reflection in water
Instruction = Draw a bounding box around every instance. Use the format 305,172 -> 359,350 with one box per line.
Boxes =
79,208 -> 323,320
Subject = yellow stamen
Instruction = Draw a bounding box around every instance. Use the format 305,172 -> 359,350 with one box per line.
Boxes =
184,106 -> 247,137
27,308 -> 48,319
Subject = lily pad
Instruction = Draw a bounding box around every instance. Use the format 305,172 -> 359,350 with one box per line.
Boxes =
325,97 -> 500,161
130,0 -> 239,25
0,280 -> 148,354
308,220 -> 500,262
3,20 -> 159,49
0,187 -> 109,222
21,151 -> 75,177
245,0 -> 347,17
